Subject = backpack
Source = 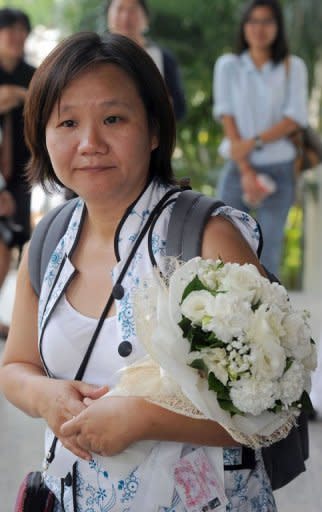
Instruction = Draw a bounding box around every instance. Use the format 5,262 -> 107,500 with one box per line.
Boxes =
28,189 -> 308,490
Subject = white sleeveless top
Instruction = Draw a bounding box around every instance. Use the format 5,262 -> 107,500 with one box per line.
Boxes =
42,295 -> 145,388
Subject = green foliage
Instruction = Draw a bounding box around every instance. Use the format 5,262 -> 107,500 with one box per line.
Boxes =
280,205 -> 303,289
6,0 -> 321,288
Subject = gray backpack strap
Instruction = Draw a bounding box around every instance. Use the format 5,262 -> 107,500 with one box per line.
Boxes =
28,198 -> 79,296
166,189 -> 225,260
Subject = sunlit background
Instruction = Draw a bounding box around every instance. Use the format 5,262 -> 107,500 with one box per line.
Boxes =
1,0 -> 322,288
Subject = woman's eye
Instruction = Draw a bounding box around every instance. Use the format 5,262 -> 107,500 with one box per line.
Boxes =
60,120 -> 76,128
104,116 -> 121,125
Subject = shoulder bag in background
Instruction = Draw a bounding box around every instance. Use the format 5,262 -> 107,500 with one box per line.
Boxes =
285,57 -> 322,174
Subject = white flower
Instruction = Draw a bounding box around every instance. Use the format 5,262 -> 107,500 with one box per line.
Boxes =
230,376 -> 278,415
204,293 -> 253,343
181,290 -> 216,324
216,262 -> 263,303
259,281 -> 291,313
279,361 -> 305,407
199,347 -> 229,386
281,311 -> 313,361
197,259 -> 222,290
302,343 -> 318,371
247,304 -> 286,380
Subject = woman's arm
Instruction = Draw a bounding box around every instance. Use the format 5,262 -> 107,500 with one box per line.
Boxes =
221,115 -> 270,204
231,117 -> 300,161
0,246 -> 107,459
61,216 -> 263,458
61,395 -> 237,458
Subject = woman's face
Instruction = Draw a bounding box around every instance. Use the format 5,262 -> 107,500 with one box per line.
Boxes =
244,6 -> 278,51
107,0 -> 148,42
0,22 -> 28,61
46,63 -> 158,205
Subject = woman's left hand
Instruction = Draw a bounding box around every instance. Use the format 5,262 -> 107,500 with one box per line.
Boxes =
60,396 -> 147,457
231,139 -> 255,160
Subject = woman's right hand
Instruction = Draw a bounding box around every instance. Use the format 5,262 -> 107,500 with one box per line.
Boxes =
38,379 -> 108,460
240,165 -> 269,207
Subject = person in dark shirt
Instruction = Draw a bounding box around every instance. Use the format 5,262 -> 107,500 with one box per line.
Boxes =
0,8 -> 35,339
106,0 -> 186,121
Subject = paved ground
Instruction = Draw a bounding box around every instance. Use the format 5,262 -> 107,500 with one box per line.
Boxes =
0,271 -> 321,511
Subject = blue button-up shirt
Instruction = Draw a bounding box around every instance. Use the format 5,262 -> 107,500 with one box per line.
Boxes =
213,51 -> 308,165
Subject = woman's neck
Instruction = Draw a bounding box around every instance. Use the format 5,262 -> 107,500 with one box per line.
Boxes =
84,181 -> 148,242
249,48 -> 271,69
132,33 -> 146,48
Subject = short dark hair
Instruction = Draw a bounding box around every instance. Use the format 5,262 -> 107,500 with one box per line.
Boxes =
24,32 -> 176,189
105,0 -> 150,18
0,8 -> 31,33
236,0 -> 289,63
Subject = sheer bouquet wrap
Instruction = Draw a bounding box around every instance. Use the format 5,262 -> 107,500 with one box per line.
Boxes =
108,257 -> 317,449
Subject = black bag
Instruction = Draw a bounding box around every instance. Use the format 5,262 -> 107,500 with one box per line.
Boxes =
289,125 -> 322,174
27,188 -> 309,491
14,471 -> 56,511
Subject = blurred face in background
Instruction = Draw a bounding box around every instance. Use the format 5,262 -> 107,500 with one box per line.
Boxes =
0,22 -> 28,61
244,6 -> 278,52
107,0 -> 148,44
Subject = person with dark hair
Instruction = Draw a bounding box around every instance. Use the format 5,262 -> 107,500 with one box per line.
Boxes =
213,0 -> 308,276
0,7 -> 35,339
0,32 -> 277,510
106,0 -> 186,121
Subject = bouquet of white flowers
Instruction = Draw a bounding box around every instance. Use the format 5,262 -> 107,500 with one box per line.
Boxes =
110,257 -> 317,448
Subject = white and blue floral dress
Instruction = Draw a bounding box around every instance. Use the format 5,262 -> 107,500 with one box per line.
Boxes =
38,180 -> 276,512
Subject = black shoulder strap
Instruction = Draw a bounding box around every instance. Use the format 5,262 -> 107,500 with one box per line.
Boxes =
166,190 -> 225,260
28,198 -> 79,296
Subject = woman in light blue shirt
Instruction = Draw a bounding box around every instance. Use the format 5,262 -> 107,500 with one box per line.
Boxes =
213,0 -> 308,276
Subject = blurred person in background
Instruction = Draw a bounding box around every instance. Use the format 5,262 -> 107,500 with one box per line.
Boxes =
0,7 -> 35,339
106,0 -> 186,121
213,0 -> 308,276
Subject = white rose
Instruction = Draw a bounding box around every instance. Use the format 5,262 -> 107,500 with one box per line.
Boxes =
181,290 -> 216,324
197,259 -> 222,290
201,347 -> 229,386
247,304 -> 286,379
259,281 -> 291,313
281,312 -> 312,361
248,304 -> 286,344
250,338 -> 286,380
216,263 -> 263,303
204,293 -> 253,343
230,376 -> 278,415
279,361 -> 305,407
302,342 -> 318,371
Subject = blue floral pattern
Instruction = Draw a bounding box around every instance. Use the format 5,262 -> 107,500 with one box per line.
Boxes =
40,181 -> 275,511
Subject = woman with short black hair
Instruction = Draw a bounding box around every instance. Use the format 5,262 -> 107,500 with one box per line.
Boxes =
1,32 -> 276,511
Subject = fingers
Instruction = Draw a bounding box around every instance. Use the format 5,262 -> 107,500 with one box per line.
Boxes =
83,397 -> 94,406
74,382 -> 109,398
87,385 -> 109,399
60,415 -> 79,437
61,436 -> 92,461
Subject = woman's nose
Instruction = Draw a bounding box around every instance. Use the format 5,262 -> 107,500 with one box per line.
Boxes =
78,126 -> 109,154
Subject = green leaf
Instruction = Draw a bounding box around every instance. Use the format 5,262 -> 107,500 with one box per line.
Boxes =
218,399 -> 244,416
178,316 -> 192,338
285,358 -> 293,373
189,358 -> 208,377
181,275 -> 207,302
208,372 -> 230,400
